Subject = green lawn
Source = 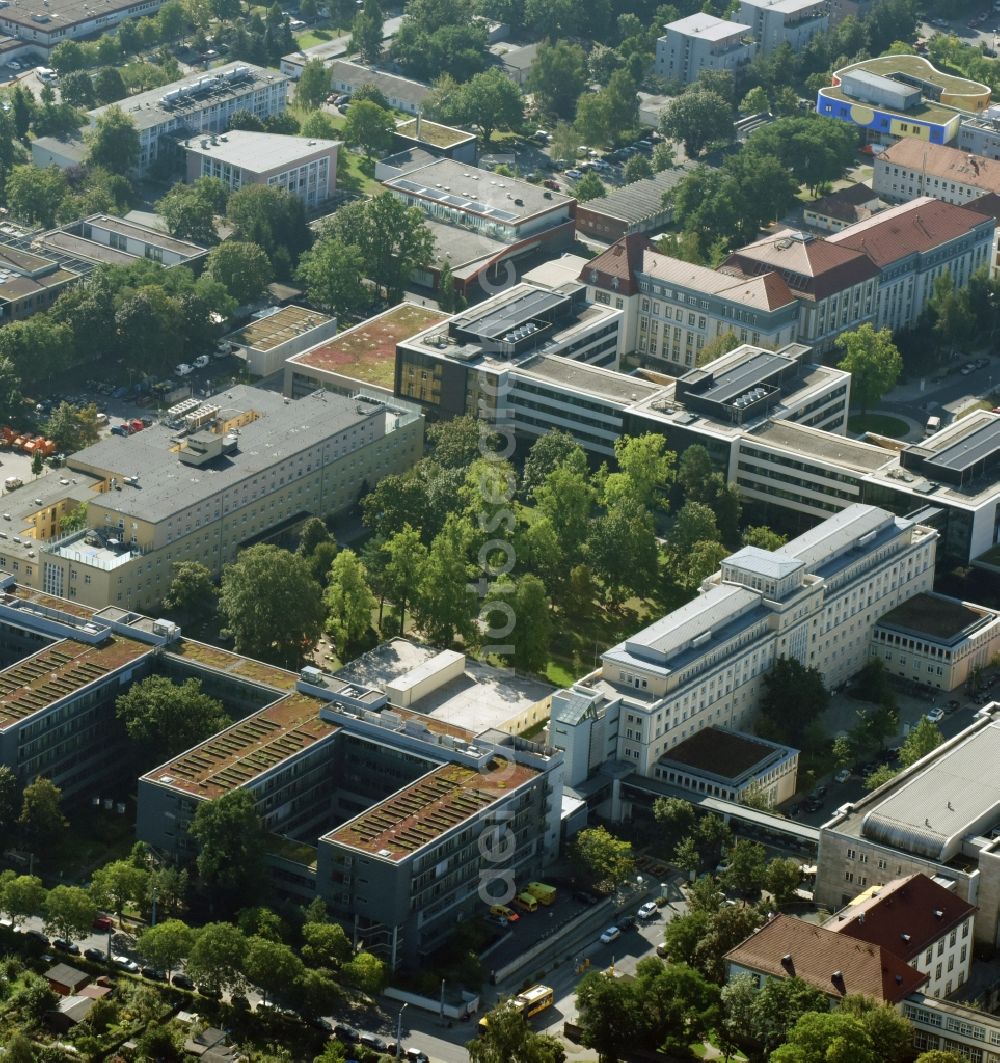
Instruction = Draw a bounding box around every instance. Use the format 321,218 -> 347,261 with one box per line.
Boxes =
957,399 -> 994,419
293,27 -> 337,48
847,413 -> 910,438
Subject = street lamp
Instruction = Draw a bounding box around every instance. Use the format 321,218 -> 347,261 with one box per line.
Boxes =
395,1002 -> 408,1059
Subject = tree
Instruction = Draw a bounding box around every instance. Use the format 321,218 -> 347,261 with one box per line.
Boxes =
577,969 -> 642,1063
350,0 -> 384,63
522,430 -> 587,497
456,67 -> 523,146
219,544 -> 325,667
137,918 -> 194,977
532,463 -> 595,561
572,825 -> 634,892
2,875 -> 46,928
44,402 -> 100,453
633,958 -> 720,1055
302,920 -> 352,968
758,657 -> 829,748
426,415 -> 490,470
865,763 -> 899,791
87,105 -> 139,172
587,503 -> 658,605
673,836 -> 701,878
660,89 -> 732,157
18,777 -> 66,847
770,1010 -> 878,1063
747,114 -> 858,196
245,935 -> 305,1004
416,514 -> 477,645
135,1025 -> 184,1062
295,234 -> 368,317
623,154 -> 653,183
43,884 -> 96,942
30,450 -> 43,478
668,501 -> 719,557
900,716 -> 944,768
763,857 -> 802,906
611,432 -> 676,508
324,549 -> 376,655
186,921 -> 248,995
527,41 -> 586,120
342,99 -> 396,159
297,58 -> 330,111
653,796 -> 696,848
652,142 -> 675,172
0,764 -> 17,837
468,1000 -> 566,1062
383,524 -> 429,635
90,860 -> 148,921
836,324 -> 902,414
342,949 -> 387,994
226,183 -> 311,275
116,675 -> 230,761
52,40 -> 87,72
723,973 -> 828,1060
189,789 -> 268,912
915,1053 -> 963,1063
163,560 -> 217,625
205,241 -> 273,305
501,575 -> 552,673
324,192 -> 434,304
743,525 -> 787,551
721,839 -> 767,895
94,66 -> 127,105
574,171 -> 606,202
6,165 -> 67,228
840,996 -> 914,1063
740,86 -> 770,115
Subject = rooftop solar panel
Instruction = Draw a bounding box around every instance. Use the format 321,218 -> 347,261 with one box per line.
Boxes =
453,288 -> 567,341
392,177 -> 518,223
926,419 -> 1000,474
700,352 -> 793,404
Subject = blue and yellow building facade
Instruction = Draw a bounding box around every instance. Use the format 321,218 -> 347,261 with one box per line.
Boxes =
817,56 -> 989,148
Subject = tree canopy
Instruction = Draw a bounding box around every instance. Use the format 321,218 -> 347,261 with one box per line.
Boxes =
116,675 -> 230,761
836,324 -> 903,414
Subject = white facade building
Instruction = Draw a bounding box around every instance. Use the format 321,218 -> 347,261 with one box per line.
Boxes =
736,0 -> 828,52
655,14 -> 756,87
552,505 -> 937,787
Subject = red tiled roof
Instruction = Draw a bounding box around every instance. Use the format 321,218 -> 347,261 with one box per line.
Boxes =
829,196 -> 995,266
579,232 -> 650,296
725,914 -> 927,1003
825,874 -> 976,963
723,231 -> 879,302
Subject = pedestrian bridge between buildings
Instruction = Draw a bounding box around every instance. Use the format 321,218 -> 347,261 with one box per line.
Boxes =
622,773 -> 820,854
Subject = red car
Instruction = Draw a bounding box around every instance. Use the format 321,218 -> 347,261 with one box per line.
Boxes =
92,915 -> 113,931
543,179 -> 560,191
128,419 -> 144,433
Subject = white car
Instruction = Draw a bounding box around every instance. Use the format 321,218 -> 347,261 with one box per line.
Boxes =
637,902 -> 659,920
174,363 -> 194,376
927,707 -> 944,723
193,355 -> 210,368
834,768 -> 851,783
599,926 -> 621,944
6,61 -> 21,72
112,955 -> 140,973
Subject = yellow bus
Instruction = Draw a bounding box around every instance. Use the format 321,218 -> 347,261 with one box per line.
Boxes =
478,984 -> 555,1034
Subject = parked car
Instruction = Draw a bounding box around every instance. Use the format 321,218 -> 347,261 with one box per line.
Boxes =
83,947 -> 105,962
193,355 -> 211,368
112,955 -> 140,973
6,61 -> 21,72
171,972 -> 194,989
334,1024 -> 360,1043
565,169 -> 583,179
638,901 -> 659,920
174,363 -> 194,376
110,425 -> 129,437
197,984 -> 222,999
599,926 -> 621,944
834,768 -> 851,783
142,966 -> 166,981
573,890 -> 599,905
927,707 -> 944,723
53,938 -> 80,955
360,1034 -> 388,1052
542,179 -> 560,191
92,915 -> 113,931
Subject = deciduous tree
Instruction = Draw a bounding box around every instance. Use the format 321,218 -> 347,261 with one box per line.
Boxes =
295,234 -> 368,317
189,789 -> 268,913
44,884 -> 96,942
572,825 -> 634,891
660,89 -> 732,157
18,777 -> 67,848
2,875 -> 46,928
138,918 -> 195,977
527,40 -> 586,120
205,240 -> 273,305
87,106 -> 139,172
324,549 -> 376,655
836,324 -> 902,414
416,514 -> 477,645
90,860 -> 148,921
219,544 -> 326,667
186,921 -> 248,994
163,561 -> 217,625
342,99 -> 396,159
297,58 -> 330,110
116,675 -> 230,761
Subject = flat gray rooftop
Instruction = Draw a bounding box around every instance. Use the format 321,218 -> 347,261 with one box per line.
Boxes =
689,350 -> 793,405
90,63 -> 284,133
924,417 -> 1000,474
65,386 -> 388,525
452,287 -> 566,341
336,637 -> 554,733
748,421 -> 894,473
516,355 -> 661,405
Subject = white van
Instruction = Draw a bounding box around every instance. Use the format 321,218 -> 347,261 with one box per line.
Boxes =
4,476 -> 22,491
37,67 -> 57,82
924,415 -> 941,438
